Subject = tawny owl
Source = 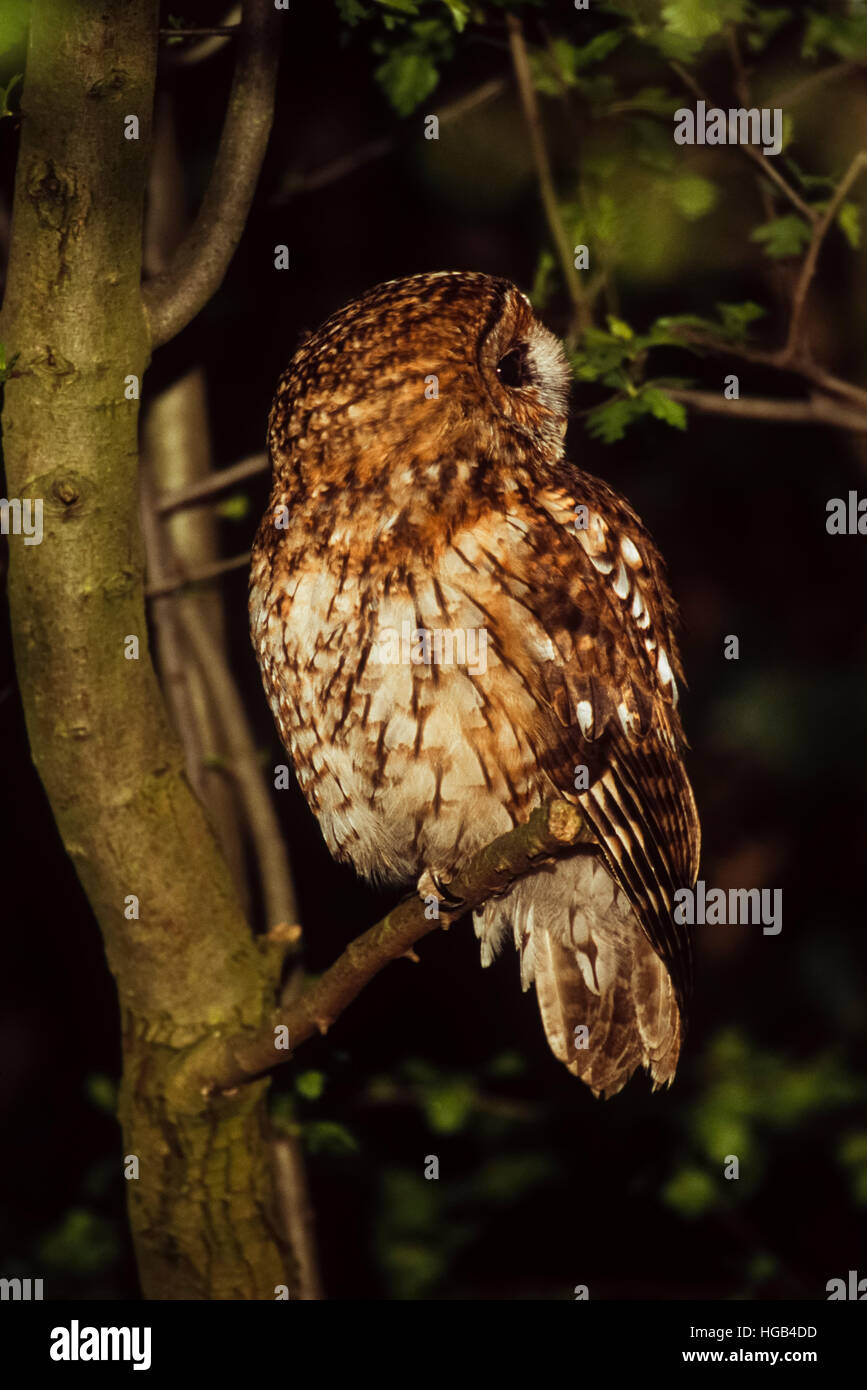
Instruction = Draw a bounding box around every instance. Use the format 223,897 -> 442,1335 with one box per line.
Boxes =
250,271 -> 700,1098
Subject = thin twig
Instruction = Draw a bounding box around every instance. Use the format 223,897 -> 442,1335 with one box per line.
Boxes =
270,78 -> 508,203
669,61 -> 818,224
724,25 -> 790,314
783,151 -> 867,361
178,607 -> 301,934
143,0 -> 280,347
506,13 -> 590,335
160,27 -> 240,38
666,387 -> 867,433
773,60 -> 867,111
668,328 -> 867,412
271,1135 -> 324,1300
164,6 -> 242,68
158,452 -> 269,516
145,550 -> 251,599
168,801 -> 596,1103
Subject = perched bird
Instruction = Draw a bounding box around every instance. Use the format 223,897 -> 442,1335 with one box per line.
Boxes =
250,271 -> 700,1097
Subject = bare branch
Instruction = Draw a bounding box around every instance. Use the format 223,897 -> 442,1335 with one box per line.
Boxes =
271,1135 -> 324,1300
157,452 -> 269,516
665,387 -> 867,433
145,550 -> 251,598
270,77 -> 508,204
168,801 -> 596,1104
506,14 -> 590,335
161,27 -> 240,39
667,329 -> 867,413
772,60 -> 867,111
669,61 -> 818,225
163,6 -> 242,68
176,606 -> 300,933
783,151 -> 867,361
143,0 -> 280,348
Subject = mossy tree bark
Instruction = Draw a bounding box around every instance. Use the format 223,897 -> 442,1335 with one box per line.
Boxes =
0,0 -> 296,1298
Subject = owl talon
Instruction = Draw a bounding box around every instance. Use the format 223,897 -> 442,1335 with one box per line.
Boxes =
417,868 -> 465,911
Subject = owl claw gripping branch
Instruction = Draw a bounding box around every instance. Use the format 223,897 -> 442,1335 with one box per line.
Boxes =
250,271 -> 701,1099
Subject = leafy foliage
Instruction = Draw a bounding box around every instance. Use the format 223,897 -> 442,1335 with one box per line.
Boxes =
0,71 -> 21,119
750,214 -> 813,259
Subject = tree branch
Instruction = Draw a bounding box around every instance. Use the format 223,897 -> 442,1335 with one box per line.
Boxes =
772,60 -> 867,111
271,77 -> 508,203
665,387 -> 867,433
669,61 -> 818,225
168,800 -> 596,1105
157,451 -> 269,516
142,0 -> 280,348
178,606 -> 301,933
667,332 -> 867,413
145,549 -> 251,598
783,151 -> 867,361
506,14 -> 590,335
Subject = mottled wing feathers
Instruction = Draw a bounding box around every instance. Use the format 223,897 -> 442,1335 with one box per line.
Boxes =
532,473 -> 700,1011
453,469 -> 700,1016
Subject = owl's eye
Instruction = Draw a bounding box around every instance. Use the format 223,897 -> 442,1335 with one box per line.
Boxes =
496,345 -> 531,389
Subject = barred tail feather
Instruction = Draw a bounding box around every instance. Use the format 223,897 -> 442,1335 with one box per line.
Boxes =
475,855 -> 682,1098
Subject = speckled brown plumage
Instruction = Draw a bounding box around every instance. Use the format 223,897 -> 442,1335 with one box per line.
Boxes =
250,271 -> 700,1098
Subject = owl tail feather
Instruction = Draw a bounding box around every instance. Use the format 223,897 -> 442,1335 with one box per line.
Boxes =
475,855 -> 681,1099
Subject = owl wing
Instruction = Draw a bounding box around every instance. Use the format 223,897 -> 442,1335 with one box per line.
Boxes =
520,473 -> 700,1014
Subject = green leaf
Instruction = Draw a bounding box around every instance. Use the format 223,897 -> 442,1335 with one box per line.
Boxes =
0,1 -> 30,61
802,13 -> 867,62
643,386 -> 687,429
838,200 -> 861,250
85,1074 -> 118,1115
375,46 -> 439,114
662,0 -> 746,43
782,156 -> 836,194
438,0 -> 470,31
612,85 -> 679,118
0,341 -> 19,384
750,214 -> 812,258
217,493 -> 250,521
715,300 -> 766,338
744,6 -> 791,53
568,326 -> 633,381
586,396 -> 639,443
295,1069 -> 326,1100
335,0 -> 371,24
606,314 -> 633,341
39,1209 -> 119,1274
572,29 -> 624,70
585,384 -> 690,443
0,72 -> 21,119
530,249 -> 557,311
423,1079 -> 475,1134
673,173 -> 718,219
301,1120 -> 358,1154
374,0 -> 420,14
531,32 -> 622,97
662,1166 -> 718,1218
486,1050 -> 527,1079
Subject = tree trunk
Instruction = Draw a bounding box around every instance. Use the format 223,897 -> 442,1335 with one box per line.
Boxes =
0,0 -> 297,1299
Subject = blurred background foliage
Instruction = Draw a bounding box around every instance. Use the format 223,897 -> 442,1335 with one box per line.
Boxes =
1,0 -> 866,1299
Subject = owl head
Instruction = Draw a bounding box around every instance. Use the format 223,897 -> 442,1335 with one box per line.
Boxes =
266,272 -> 572,544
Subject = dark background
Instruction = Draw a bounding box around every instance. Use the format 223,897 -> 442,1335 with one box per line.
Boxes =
1,0 -> 866,1299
